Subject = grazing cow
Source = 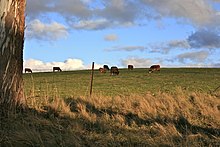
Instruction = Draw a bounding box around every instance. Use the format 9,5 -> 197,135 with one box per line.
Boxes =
110,66 -> 119,75
25,68 -> 32,73
103,65 -> 110,71
53,67 -> 62,72
128,65 -> 134,70
99,67 -> 106,73
149,65 -> 160,73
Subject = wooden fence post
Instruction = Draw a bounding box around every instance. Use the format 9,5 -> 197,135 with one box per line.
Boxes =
90,62 -> 95,97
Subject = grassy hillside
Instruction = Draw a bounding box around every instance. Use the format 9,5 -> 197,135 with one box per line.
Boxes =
23,68 -> 220,98
1,68 -> 220,146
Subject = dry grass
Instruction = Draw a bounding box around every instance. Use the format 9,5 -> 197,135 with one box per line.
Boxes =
1,87 -> 220,146
1,68 -> 220,146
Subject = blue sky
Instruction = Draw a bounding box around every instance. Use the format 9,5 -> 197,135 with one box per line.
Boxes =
24,0 -> 220,72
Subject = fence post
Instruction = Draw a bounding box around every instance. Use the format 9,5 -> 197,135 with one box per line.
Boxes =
90,62 -> 95,97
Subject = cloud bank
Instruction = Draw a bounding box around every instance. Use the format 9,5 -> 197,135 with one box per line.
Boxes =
24,58 -> 102,72
26,0 -> 220,27
177,50 -> 209,63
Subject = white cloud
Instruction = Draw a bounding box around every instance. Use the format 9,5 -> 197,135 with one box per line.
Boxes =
168,40 -> 190,49
104,34 -> 118,41
26,19 -> 68,41
141,0 -> 215,26
106,45 -> 147,52
72,19 -> 134,30
121,55 -> 219,68
96,0 -> 141,23
85,62 -> 103,70
121,57 -> 153,68
26,0 -> 91,19
73,19 -> 112,30
178,62 -> 220,68
24,58 -> 85,72
24,58 -> 103,72
149,40 -> 190,54
177,50 -> 209,63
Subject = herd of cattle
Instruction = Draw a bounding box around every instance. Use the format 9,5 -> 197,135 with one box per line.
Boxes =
98,64 -> 160,75
99,65 -> 120,75
25,65 -> 160,75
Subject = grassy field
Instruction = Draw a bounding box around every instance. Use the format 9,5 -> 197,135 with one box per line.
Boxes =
1,68 -> 220,146
23,68 -> 220,98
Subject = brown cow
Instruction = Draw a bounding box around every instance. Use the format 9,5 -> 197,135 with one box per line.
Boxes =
128,65 -> 134,70
149,65 -> 160,73
110,66 -> 119,75
99,67 -> 106,73
25,68 -> 32,73
53,67 -> 62,72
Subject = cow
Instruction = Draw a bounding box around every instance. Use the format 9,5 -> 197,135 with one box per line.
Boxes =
128,65 -> 134,70
103,65 -> 110,71
99,67 -> 106,73
25,68 -> 32,73
53,67 -> 62,72
149,65 -> 160,73
110,66 -> 119,75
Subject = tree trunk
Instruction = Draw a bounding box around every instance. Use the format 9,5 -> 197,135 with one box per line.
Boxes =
0,0 -> 26,113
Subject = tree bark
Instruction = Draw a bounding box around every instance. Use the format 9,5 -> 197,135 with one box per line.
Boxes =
0,0 -> 26,113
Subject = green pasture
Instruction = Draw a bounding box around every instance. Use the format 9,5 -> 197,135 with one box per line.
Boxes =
23,68 -> 220,98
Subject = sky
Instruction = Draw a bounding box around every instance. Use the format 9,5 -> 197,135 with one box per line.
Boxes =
24,0 -> 220,72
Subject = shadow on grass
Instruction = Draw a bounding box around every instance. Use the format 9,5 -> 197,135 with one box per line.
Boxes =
0,97 -> 219,146
0,107 -> 85,147
65,98 -> 220,138
174,116 -> 220,138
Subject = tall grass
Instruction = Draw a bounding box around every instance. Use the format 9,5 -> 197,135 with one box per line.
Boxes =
1,88 -> 219,146
1,68 -> 220,146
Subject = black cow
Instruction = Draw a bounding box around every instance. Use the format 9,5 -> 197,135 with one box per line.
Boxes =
103,65 -> 110,71
25,68 -> 32,73
110,66 -> 119,75
149,65 -> 160,73
53,67 -> 62,72
128,65 -> 134,70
